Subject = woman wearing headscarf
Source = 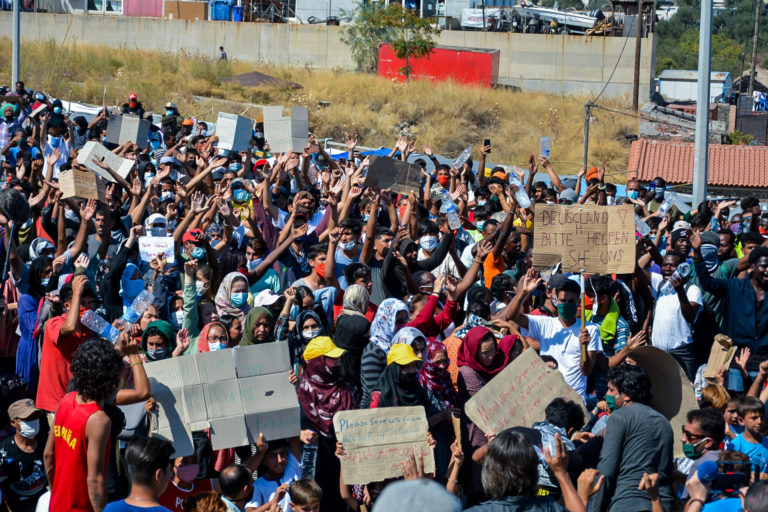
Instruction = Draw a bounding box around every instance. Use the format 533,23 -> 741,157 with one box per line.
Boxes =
359,298 -> 408,400
282,310 -> 325,369
141,320 -> 189,362
457,326 -> 522,500
333,284 -> 377,323
391,326 -> 427,360
240,307 -> 276,346
298,336 -> 355,512
120,263 -> 146,315
214,272 -> 250,322
333,314 -> 371,390
16,256 -> 52,394
197,322 -> 230,353
420,339 -> 458,409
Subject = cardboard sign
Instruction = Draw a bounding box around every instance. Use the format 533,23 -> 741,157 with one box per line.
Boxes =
628,346 -> 699,458
77,141 -> 135,181
138,236 -> 175,264
263,106 -> 309,153
58,168 -> 107,203
362,156 -> 422,196
215,112 -> 254,153
106,113 -> 151,148
703,334 -> 737,379
533,204 -> 635,274
333,407 -> 435,485
464,349 -> 588,435
144,342 -> 300,455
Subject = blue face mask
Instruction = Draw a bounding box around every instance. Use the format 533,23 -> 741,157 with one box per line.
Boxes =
101,136 -> 108,144
247,258 -> 263,271
144,172 -> 155,184
52,106 -> 62,115
209,342 -> 226,352
477,200 -> 487,206
420,235 -> 439,252
190,247 -> 205,260
628,190 -> 639,200
363,214 -> 370,222
340,240 -> 356,251
231,292 -> 248,307
289,304 -> 300,320
41,278 -> 49,287
150,140 -> 161,149
229,162 -> 242,172
165,110 -> 174,116
48,135 -> 61,149
147,347 -> 168,360
295,234 -> 308,244
476,221 -> 486,231
124,278 -> 145,300
233,189 -> 251,203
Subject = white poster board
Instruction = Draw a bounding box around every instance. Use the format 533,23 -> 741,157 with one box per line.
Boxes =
263,106 -> 309,153
77,141 -> 135,181
138,236 -> 175,264
215,112 -> 253,153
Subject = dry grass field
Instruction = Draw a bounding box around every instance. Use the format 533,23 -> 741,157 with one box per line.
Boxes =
0,39 -> 637,181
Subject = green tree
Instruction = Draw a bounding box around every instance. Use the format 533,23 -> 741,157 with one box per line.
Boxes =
340,2 -> 440,78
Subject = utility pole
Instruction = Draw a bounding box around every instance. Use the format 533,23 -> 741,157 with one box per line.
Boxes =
482,0 -> 486,32
12,0 -> 20,87
749,0 -> 761,94
631,0 -> 643,112
693,0 -> 713,206
583,102 -> 592,167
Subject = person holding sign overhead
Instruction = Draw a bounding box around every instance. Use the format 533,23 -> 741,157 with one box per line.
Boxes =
505,269 -> 602,401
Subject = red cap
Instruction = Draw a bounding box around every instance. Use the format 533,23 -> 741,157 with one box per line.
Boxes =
254,159 -> 268,168
183,229 -> 203,243
129,93 -> 137,100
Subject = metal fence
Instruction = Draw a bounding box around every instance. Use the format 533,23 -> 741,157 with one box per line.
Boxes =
735,112 -> 768,144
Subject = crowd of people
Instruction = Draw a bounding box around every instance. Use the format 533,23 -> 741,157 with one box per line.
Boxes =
0,80 -> 767,512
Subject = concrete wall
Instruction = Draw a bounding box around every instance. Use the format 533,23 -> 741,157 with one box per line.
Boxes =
0,13 -> 655,101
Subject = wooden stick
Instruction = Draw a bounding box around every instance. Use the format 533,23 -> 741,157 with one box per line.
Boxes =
580,272 -> 588,365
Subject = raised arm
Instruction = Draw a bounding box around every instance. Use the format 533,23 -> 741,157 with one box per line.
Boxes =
539,156 -> 564,193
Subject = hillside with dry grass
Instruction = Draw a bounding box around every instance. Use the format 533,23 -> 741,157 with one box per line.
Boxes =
0,39 -> 636,182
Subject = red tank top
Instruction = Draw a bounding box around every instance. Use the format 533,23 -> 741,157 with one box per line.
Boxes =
50,392 -> 105,512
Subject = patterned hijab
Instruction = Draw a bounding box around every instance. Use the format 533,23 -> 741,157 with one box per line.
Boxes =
341,284 -> 370,317
298,355 -> 356,437
419,339 -> 457,407
369,298 -> 408,353
214,272 -> 250,321
391,327 -> 426,350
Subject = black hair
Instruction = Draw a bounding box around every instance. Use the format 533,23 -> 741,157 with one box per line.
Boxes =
587,274 -> 615,299
125,436 -> 175,487
717,229 -> 734,244
70,339 -> 123,402
490,274 -> 515,302
646,216 -> 662,230
417,220 -> 440,238
481,429 -> 538,499
265,437 -> 289,453
690,212 -> 710,230
544,398 -> 586,432
608,364 -> 653,405
560,279 -> 581,297
219,313 -> 239,333
652,177 -> 667,187
686,408 -> 725,447
306,243 -> 327,261
473,203 -> 493,221
748,246 -> 768,266
144,326 -> 170,345
741,197 -> 760,212
343,262 -> 371,285
664,250 -> 686,264
219,464 -> 252,498
741,231 -> 764,247
605,183 -> 617,195
374,227 -> 394,240
744,480 -> 768,512
467,298 -> 491,320
476,186 -> 491,198
338,218 -> 363,237
295,286 -> 314,308
60,280 -> 96,305
737,396 -> 766,418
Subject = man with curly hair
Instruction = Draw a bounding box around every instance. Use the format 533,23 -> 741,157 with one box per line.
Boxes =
43,338 -> 122,512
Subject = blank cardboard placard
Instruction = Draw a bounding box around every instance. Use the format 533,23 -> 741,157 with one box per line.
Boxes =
58,169 -> 107,203
703,334 -> 737,379
362,156 -> 422,196
333,407 -> 435,485
628,346 -> 699,458
215,112 -> 253,153
465,349 -> 588,435
77,141 -> 135,181
144,358 -> 196,457
533,204 -> 635,274
106,113 -> 151,148
263,106 -> 309,153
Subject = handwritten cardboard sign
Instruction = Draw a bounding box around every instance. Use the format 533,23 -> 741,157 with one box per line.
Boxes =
362,156 -> 422,196
263,106 -> 309,153
464,349 -> 587,435
77,141 -> 135,181
333,407 -> 435,485
628,346 -> 699,458
144,342 -> 300,455
215,112 -> 254,153
533,204 -> 635,274
138,236 -> 175,264
58,168 -> 107,203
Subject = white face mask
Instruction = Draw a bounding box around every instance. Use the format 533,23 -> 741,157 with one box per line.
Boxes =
302,328 -> 321,341
195,280 -> 208,296
172,310 -> 184,327
19,419 -> 39,439
208,342 -> 226,352
149,227 -> 166,237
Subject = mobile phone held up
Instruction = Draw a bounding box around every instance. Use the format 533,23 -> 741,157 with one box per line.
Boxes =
484,139 -> 491,153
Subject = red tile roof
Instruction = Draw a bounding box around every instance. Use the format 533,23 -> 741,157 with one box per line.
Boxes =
628,139 -> 768,188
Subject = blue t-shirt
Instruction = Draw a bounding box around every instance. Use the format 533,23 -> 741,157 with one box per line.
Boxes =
726,434 -> 768,472
7,146 -> 41,167
103,500 -> 172,512
703,497 -> 742,511
334,247 -> 359,290
245,452 -> 302,512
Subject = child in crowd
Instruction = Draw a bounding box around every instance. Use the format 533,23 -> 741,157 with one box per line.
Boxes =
726,396 -> 768,474
245,438 -> 303,512
288,478 -> 323,512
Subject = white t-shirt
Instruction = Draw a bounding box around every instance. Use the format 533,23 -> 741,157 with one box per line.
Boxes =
650,273 -> 702,351
419,246 -> 460,278
245,451 -> 301,511
42,139 -> 71,179
523,315 -> 602,399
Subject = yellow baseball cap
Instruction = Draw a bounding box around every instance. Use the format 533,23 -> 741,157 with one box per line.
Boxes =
303,336 -> 346,361
387,343 -> 423,366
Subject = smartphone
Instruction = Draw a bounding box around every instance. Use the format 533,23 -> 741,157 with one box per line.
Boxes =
484,138 -> 491,153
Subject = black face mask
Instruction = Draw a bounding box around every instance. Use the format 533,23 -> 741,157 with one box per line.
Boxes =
399,372 -> 419,388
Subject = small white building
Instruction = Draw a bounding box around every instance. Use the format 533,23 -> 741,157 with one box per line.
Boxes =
658,70 -> 733,103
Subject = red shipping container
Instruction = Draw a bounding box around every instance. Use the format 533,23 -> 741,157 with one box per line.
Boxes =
377,44 -> 500,87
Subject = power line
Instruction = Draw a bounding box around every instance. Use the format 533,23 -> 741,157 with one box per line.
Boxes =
593,16 -> 635,103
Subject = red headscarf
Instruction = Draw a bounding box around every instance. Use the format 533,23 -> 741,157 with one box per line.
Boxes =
197,322 -> 229,353
457,326 -> 518,380
419,339 -> 457,407
298,356 -> 356,437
